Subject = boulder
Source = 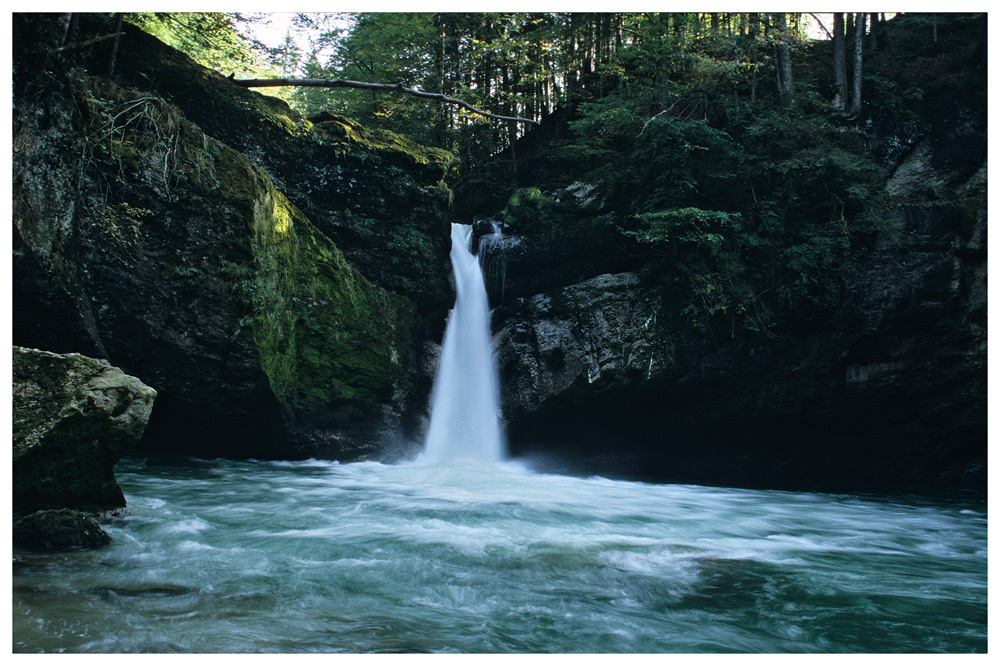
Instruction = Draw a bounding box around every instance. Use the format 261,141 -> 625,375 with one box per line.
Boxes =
12,346 -> 157,514
13,509 -> 112,551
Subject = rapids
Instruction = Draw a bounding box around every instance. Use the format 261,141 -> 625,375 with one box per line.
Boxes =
12,457 -> 987,653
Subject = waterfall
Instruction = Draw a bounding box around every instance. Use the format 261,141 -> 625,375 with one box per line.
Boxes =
419,223 -> 506,465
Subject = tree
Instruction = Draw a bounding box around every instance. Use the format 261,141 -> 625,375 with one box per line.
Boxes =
771,13 -> 794,104
850,12 -> 864,117
832,13 -> 847,109
126,12 -> 261,76
223,12 -> 821,165
272,33 -> 302,77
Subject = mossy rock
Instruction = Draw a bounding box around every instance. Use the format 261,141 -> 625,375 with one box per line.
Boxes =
13,14 -> 441,458
12,347 -> 157,514
246,186 -> 420,429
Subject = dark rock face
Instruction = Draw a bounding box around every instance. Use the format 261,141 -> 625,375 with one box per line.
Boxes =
496,273 -> 671,421
479,186 -> 644,306
497,197 -> 985,489
12,347 -> 157,515
12,14 -> 451,460
14,509 -> 112,552
489,100 -> 986,492
97,16 -> 456,317
10,14 -> 985,492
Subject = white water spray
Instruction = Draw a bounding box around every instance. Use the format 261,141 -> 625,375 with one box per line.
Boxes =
419,223 -> 506,465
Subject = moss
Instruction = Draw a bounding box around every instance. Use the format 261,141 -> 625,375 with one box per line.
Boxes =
508,187 -> 547,207
75,79 -> 422,427
23,15 -> 442,420
246,185 -> 418,423
499,187 -> 561,242
311,113 -> 455,182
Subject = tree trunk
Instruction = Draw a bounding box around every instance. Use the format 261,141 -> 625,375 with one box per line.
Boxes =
772,13 -> 794,105
850,12 -> 864,117
432,15 -> 447,144
233,78 -> 540,125
832,13 -> 847,109
748,13 -> 760,102
63,13 -> 80,47
107,13 -> 124,77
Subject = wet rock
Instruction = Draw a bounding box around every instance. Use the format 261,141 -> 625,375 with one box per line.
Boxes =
496,272 -> 671,421
13,347 -> 157,514
13,509 -> 111,551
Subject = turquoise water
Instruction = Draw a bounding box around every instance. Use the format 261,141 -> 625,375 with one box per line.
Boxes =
12,457 -> 987,653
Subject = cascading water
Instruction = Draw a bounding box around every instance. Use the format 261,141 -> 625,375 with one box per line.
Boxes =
419,223 -> 506,465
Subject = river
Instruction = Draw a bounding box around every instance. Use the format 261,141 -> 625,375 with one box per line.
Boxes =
12,456 -> 987,653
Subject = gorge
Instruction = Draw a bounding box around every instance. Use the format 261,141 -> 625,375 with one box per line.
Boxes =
11,235 -> 989,652
11,12 -> 987,654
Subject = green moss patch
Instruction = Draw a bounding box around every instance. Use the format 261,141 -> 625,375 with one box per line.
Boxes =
247,187 -> 418,423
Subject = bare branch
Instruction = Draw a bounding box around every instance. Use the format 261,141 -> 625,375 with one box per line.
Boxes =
50,31 -> 125,54
807,13 -> 834,40
233,77 -> 541,126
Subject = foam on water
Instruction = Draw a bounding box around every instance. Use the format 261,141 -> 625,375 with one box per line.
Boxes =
12,458 -> 988,652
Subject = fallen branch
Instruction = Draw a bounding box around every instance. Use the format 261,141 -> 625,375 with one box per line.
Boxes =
233,77 -> 540,126
50,31 -> 125,54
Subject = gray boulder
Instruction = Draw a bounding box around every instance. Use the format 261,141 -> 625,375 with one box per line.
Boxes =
13,346 -> 157,515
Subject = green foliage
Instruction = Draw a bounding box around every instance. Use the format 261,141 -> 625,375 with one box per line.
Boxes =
562,63 -> 891,332
127,13 -> 261,76
565,96 -> 748,215
498,187 -> 572,249
777,231 -> 851,310
632,208 -> 743,255
736,111 -> 891,240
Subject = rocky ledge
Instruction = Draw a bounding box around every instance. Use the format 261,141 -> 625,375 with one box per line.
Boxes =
13,346 -> 157,519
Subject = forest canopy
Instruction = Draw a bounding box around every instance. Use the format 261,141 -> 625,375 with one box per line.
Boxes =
120,12 -> 902,159
111,12 -> 986,169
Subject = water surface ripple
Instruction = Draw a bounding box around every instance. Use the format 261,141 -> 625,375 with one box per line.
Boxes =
12,458 -> 987,653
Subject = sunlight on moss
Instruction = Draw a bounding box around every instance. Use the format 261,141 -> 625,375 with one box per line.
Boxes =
272,201 -> 293,235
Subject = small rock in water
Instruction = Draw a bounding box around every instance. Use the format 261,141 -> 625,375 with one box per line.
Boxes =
13,509 -> 111,551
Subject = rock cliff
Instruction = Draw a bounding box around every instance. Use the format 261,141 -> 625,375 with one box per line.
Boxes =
13,14 -> 451,459
483,157 -> 985,489
477,16 -> 986,490
12,14 -> 986,491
